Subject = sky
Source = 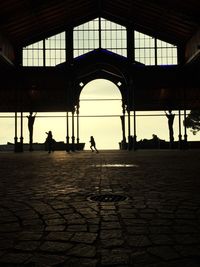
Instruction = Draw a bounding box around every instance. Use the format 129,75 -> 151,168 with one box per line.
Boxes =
0,79 -> 199,149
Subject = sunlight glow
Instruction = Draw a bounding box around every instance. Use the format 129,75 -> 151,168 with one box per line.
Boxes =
79,79 -> 122,149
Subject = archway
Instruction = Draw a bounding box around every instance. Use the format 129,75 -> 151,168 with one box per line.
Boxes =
79,79 -> 122,149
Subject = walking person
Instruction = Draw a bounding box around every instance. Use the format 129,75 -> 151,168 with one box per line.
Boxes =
89,136 -> 99,153
27,112 -> 37,151
45,131 -> 54,153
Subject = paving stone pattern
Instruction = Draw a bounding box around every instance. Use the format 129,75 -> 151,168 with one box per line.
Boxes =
0,150 -> 200,266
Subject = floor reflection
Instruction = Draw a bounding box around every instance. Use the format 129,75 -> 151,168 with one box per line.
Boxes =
93,164 -> 139,167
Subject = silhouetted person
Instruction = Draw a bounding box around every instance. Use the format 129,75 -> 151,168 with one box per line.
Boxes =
27,112 -> 37,151
120,115 -> 126,149
46,131 -> 53,153
165,110 -> 175,147
90,136 -> 98,153
152,134 -> 160,148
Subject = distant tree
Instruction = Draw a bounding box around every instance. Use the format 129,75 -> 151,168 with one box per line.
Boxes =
184,110 -> 200,135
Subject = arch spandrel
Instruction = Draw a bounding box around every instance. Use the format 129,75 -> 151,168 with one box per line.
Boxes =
66,49 -> 131,107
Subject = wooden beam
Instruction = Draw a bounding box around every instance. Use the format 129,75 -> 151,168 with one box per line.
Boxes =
185,28 -> 200,64
0,32 -> 15,66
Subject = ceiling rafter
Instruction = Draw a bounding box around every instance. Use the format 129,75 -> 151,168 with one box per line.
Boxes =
0,0 -> 199,47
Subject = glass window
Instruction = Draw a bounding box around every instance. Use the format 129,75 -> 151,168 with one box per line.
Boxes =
73,18 -> 99,57
73,17 -> 127,58
101,18 -> 127,57
22,40 -> 44,66
22,20 -> 177,67
22,32 -> 66,67
134,30 -> 177,65
45,32 -> 66,66
157,40 -> 177,65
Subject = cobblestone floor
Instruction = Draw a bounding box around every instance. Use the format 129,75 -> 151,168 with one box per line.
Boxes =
0,149 -> 200,267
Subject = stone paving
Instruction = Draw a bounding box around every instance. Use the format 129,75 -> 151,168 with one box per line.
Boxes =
0,149 -> 200,267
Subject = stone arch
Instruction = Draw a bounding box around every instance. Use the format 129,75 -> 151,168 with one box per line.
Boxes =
72,50 -> 130,108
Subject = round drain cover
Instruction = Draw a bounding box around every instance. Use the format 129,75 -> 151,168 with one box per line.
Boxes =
88,194 -> 127,202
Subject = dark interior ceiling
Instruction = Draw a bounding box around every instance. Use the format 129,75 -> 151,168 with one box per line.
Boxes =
0,0 -> 199,47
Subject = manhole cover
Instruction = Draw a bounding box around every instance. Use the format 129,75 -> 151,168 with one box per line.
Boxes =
88,194 -> 127,202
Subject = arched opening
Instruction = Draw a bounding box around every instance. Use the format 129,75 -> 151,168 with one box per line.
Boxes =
79,79 -> 122,149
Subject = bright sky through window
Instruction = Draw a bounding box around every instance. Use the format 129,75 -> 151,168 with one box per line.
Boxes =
23,17 -> 177,66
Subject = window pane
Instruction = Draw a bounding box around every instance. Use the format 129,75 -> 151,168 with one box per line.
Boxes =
134,30 -> 177,66
73,19 -> 99,57
73,17 -> 127,58
101,18 -> 127,56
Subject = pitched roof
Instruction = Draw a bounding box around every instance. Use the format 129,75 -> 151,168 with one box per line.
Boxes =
0,0 -> 199,47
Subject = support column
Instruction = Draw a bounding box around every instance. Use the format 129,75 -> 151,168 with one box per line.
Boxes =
184,109 -> 188,149
120,104 -> 126,149
66,112 -> 70,151
131,78 -> 137,151
178,110 -> 182,149
183,88 -> 188,149
127,108 -> 131,150
14,112 -> 18,152
76,104 -> 80,145
65,27 -> 73,63
133,109 -> 137,150
126,33 -> 134,150
14,112 -> 23,152
127,25 -> 135,62
71,110 -> 75,151
65,27 -> 73,151
20,112 -> 23,152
